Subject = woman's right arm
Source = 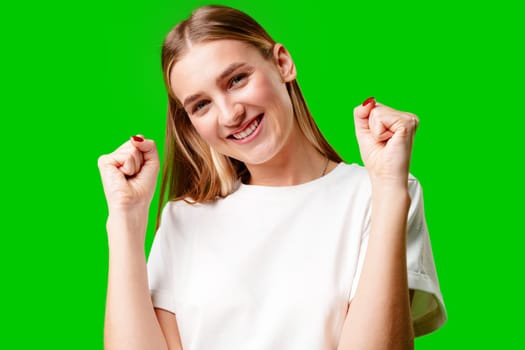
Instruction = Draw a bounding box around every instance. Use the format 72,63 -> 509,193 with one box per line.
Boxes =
98,136 -> 181,350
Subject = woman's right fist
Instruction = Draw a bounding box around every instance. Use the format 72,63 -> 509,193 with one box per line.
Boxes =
98,136 -> 160,213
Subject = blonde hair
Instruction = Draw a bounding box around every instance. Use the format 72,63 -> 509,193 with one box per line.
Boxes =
157,5 -> 342,227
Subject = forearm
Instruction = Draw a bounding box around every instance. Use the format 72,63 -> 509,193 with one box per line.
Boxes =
338,185 -> 414,350
104,214 -> 168,350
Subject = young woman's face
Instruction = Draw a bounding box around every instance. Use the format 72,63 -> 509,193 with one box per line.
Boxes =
170,40 -> 297,166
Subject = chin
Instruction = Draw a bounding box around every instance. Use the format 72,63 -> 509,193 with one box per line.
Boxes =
241,150 -> 282,167
223,135 -> 286,166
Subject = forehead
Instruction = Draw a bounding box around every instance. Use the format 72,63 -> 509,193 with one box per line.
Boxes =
169,40 -> 269,100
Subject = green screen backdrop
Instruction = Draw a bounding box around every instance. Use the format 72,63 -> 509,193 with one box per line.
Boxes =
2,0 -> 523,348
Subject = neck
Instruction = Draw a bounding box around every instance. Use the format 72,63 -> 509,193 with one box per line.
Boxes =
244,127 -> 333,186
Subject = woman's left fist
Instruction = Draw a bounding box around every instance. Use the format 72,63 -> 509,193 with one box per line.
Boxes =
353,97 -> 419,186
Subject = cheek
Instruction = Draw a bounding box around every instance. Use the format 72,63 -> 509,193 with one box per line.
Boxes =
190,118 -> 218,144
246,74 -> 284,106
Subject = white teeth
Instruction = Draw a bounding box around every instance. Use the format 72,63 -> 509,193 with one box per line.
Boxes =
232,118 -> 259,140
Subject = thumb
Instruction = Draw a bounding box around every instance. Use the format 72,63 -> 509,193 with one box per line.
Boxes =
353,96 -> 376,132
130,135 -> 159,162
130,135 -> 160,179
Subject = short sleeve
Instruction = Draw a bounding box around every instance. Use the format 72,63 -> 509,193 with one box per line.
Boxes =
405,177 -> 447,336
349,176 -> 447,337
147,202 -> 188,314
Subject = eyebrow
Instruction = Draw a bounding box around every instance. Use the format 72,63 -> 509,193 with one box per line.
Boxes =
182,62 -> 248,109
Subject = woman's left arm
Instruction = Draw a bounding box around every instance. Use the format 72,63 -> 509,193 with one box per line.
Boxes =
337,98 -> 419,350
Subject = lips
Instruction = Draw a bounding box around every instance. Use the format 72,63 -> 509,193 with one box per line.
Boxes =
228,114 -> 263,140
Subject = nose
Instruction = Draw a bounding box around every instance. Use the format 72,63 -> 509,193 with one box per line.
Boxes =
218,100 -> 245,128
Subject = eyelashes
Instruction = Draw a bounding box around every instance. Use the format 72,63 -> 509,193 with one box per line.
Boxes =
192,100 -> 210,113
190,70 -> 253,115
228,73 -> 248,88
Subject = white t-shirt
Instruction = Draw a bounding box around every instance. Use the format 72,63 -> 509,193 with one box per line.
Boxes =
147,162 -> 446,349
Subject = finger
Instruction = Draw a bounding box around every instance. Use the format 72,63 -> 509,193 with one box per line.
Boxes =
131,134 -> 145,171
114,139 -> 135,153
134,149 -> 144,173
121,146 -> 144,176
130,135 -> 160,179
413,115 -> 420,131
98,154 -> 126,192
354,97 -> 377,132
369,111 -> 394,142
98,141 -> 138,177
130,135 -> 159,162
369,108 -> 418,141
118,151 -> 141,176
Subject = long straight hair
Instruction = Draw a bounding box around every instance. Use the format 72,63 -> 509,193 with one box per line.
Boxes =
157,5 -> 342,227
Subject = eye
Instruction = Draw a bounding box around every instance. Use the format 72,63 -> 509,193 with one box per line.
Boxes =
229,73 -> 248,88
192,100 -> 210,114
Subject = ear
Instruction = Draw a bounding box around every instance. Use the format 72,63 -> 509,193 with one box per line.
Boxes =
272,44 -> 296,82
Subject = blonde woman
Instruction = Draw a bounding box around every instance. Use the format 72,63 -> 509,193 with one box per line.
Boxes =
98,5 -> 446,350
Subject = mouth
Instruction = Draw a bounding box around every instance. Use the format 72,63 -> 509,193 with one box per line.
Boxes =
228,114 -> 263,141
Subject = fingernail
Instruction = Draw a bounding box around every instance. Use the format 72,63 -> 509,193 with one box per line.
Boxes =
362,97 -> 375,107
132,135 -> 144,142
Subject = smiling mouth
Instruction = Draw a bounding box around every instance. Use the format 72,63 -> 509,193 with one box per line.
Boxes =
229,114 -> 263,140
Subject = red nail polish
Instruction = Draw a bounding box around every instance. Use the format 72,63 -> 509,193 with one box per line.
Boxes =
132,135 -> 144,142
362,97 -> 375,107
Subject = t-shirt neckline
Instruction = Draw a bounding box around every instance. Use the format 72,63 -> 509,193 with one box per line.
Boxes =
238,162 -> 347,193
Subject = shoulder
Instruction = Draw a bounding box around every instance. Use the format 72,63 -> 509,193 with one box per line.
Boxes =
157,198 -> 217,234
334,163 -> 425,205
330,162 -> 372,194
329,162 -> 370,185
337,163 -> 422,188
334,162 -> 367,176
161,197 -> 217,218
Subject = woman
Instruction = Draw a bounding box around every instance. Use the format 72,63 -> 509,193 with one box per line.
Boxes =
98,5 -> 446,350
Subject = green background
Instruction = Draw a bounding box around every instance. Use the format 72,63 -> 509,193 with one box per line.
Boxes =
2,0 -> 523,348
